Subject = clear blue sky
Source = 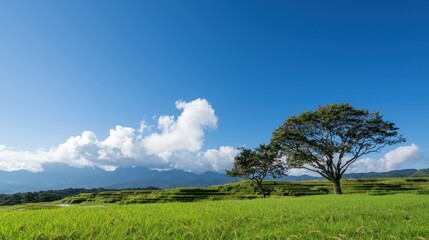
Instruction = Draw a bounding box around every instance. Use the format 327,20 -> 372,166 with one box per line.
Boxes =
0,1 -> 428,172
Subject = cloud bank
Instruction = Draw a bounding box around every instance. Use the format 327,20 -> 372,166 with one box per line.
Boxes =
0,98 -> 238,173
349,144 -> 425,173
0,98 -> 425,174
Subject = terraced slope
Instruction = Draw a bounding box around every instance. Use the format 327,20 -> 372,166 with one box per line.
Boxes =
60,177 -> 429,205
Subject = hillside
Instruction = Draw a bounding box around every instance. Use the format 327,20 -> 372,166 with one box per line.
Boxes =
60,177 -> 429,205
410,168 -> 429,177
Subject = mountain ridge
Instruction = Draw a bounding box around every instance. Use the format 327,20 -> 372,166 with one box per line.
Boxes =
0,163 -> 428,194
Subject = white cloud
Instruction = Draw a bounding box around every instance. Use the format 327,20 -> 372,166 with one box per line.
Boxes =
138,120 -> 149,135
0,98 -> 234,173
142,99 -> 217,158
99,126 -> 137,160
0,147 -> 51,172
287,168 -> 319,177
3,98 -> 424,176
349,144 -> 422,173
167,146 -> 239,173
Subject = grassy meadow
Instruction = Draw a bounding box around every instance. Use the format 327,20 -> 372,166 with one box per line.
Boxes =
1,193 -> 429,239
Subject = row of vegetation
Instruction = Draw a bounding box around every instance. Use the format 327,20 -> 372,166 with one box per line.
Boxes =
58,177 -> 429,205
228,103 -> 405,196
0,187 -> 160,206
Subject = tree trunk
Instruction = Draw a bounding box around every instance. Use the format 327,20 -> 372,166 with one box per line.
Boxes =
332,178 -> 342,194
258,183 -> 266,198
259,184 -> 266,198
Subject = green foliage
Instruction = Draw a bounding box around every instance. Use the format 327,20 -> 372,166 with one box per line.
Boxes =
0,187 -> 161,206
226,144 -> 286,197
1,194 -> 429,239
0,188 -> 104,206
410,168 -> 429,177
272,103 -> 405,194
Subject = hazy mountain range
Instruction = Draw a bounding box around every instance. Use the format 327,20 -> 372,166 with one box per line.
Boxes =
0,163 -> 428,194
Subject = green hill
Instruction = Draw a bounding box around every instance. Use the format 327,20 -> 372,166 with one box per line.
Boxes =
60,177 -> 429,205
410,168 -> 429,177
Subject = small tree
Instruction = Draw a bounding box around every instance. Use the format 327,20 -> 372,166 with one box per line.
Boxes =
271,103 -> 405,194
226,144 -> 286,198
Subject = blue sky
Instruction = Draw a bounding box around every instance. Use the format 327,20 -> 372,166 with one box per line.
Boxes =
0,1 -> 428,173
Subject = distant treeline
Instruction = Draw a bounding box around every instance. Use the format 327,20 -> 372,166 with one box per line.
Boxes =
0,187 -> 161,206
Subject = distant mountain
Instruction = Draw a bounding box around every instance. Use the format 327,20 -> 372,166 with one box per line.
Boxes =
410,168 -> 429,177
0,163 -> 239,194
108,170 -> 236,189
0,163 -> 428,194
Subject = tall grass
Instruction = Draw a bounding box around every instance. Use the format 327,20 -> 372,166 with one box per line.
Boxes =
0,194 -> 428,239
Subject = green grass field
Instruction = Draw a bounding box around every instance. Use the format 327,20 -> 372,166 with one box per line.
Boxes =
1,194 -> 428,239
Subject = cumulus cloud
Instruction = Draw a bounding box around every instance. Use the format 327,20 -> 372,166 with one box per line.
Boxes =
142,99 -> 217,158
168,146 -> 240,173
2,98 -> 424,175
349,144 -> 424,173
0,98 -> 235,173
0,147 -> 50,172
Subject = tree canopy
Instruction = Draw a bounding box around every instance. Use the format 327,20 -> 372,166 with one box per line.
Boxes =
271,103 -> 405,194
226,144 -> 286,198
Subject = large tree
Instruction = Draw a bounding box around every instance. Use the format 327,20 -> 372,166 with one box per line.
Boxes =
271,103 -> 405,194
226,144 -> 286,198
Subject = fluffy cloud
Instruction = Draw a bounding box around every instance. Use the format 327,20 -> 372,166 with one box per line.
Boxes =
0,98 -> 235,173
1,98 -> 425,175
349,144 -> 423,173
142,99 -> 218,158
0,146 -> 50,172
168,146 -> 240,173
